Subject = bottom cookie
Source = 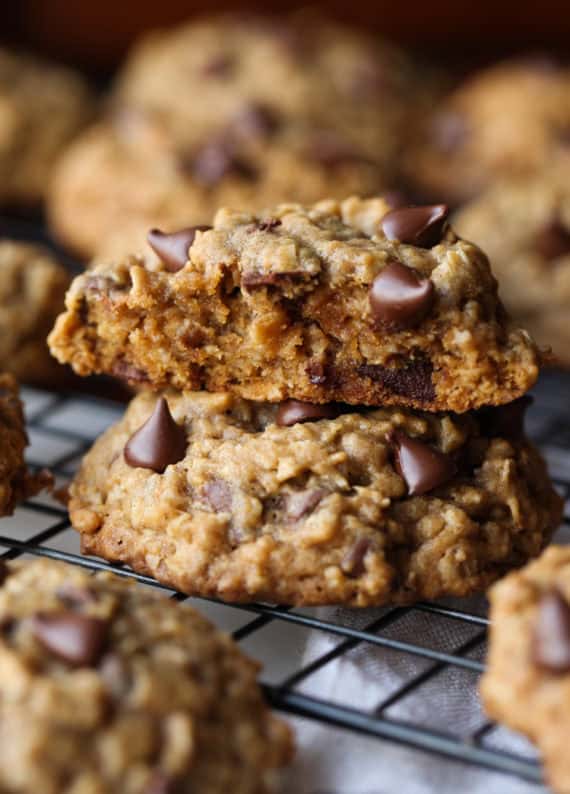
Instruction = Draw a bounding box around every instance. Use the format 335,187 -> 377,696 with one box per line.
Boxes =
481,546 -> 570,794
69,390 -> 562,607
0,558 -> 293,793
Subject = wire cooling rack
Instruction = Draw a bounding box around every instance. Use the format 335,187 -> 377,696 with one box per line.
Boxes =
1,372 -> 567,792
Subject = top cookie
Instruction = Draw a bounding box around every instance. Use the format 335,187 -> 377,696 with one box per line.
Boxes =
406,58 -> 570,204
0,48 -> 92,206
49,196 -> 540,412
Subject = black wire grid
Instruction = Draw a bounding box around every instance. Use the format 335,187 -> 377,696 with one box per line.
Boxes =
3,374 -> 567,792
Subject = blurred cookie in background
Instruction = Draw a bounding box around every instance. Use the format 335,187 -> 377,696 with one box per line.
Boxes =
0,49 -> 93,208
0,241 -> 71,385
47,13 -> 425,258
454,172 -> 570,365
405,57 -> 570,205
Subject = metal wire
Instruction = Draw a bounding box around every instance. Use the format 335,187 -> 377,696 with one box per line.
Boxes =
4,375 -> 567,791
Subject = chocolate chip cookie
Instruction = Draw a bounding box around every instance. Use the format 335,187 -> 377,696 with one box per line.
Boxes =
68,389 -> 561,607
480,546 -> 570,794
0,241 -> 70,385
0,48 -> 92,207
48,12 -> 419,257
0,557 -> 293,793
406,58 -> 570,204
454,173 -> 570,366
0,372 -> 48,514
49,196 -> 541,413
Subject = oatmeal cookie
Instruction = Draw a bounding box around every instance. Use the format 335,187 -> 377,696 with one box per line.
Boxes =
0,48 -> 92,207
454,173 -> 570,366
481,547 -> 570,794
0,241 -> 70,385
69,389 -> 561,607
0,557 -> 292,793
406,58 -> 570,204
49,196 -> 541,412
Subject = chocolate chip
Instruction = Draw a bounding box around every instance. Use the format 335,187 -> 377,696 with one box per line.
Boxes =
257,218 -> 282,232
276,400 -> 340,427
357,359 -> 435,404
147,226 -> 211,273
112,360 -> 150,385
201,53 -> 235,78
382,205 -> 449,248
191,140 -> 257,186
202,479 -> 232,512
303,132 -> 367,169
535,218 -> 570,261
369,261 -> 434,331
341,538 -> 371,577
384,190 -> 410,210
390,430 -> 456,496
30,612 -> 109,667
286,489 -> 326,521
430,112 -> 468,153
478,396 -> 532,439
231,103 -> 280,140
532,589 -> 570,673
124,398 -> 187,474
305,361 -> 330,386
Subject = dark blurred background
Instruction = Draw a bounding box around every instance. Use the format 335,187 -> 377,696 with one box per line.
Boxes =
3,1 -> 570,75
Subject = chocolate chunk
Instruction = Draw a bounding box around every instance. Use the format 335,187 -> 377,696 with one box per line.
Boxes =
231,102 -> 280,140
532,589 -> 570,673
276,400 -> 340,427
369,261 -> 434,330
357,359 -> 435,404
286,489 -> 326,521
30,611 -> 109,667
201,53 -> 235,78
202,479 -> 232,512
382,205 -> 449,248
535,218 -> 570,261
191,140 -> 257,186
341,538 -> 371,577
479,396 -> 532,439
124,398 -> 187,474
147,226 -> 211,273
430,112 -> 468,153
390,430 -> 456,496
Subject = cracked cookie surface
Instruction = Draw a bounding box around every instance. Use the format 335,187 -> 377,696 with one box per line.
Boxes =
0,558 -> 293,794
69,389 -> 561,607
49,196 -> 541,412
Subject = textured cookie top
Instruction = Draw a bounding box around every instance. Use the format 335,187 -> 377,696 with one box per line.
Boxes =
0,558 -> 292,793
0,241 -> 70,384
407,58 -> 570,203
70,389 -> 561,607
481,547 -> 570,794
50,196 -> 541,412
0,48 -> 92,205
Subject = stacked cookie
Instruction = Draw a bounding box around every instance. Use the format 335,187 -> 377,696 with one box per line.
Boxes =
47,195 -> 562,606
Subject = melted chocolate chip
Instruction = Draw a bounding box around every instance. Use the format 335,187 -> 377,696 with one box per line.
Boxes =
191,140 -> 257,186
231,102 -> 280,140
30,612 -> 109,667
201,53 -> 236,78
124,398 -> 187,474
147,226 -> 211,272
369,261 -> 434,331
390,430 -> 456,496
535,218 -> 570,261
532,589 -> 570,673
357,359 -> 435,404
286,489 -> 326,521
202,480 -> 232,512
430,112 -> 468,153
341,538 -> 371,577
478,396 -> 532,439
276,400 -> 340,427
382,205 -> 449,248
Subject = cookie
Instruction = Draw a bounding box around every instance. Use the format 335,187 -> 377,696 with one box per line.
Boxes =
0,372 -> 48,514
68,389 -> 561,607
0,241 -> 71,385
49,196 -> 541,413
480,546 -> 570,794
454,173 -> 570,366
406,58 -> 570,204
48,12 -> 418,258
0,48 -> 92,207
0,557 -> 293,793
